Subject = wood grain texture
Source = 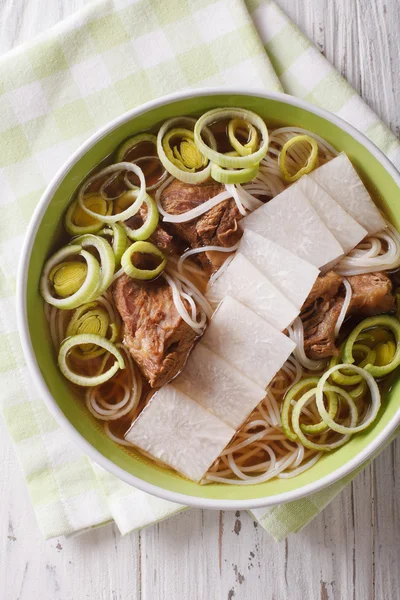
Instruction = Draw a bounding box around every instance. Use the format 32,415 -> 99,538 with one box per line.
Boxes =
0,1 -> 399,599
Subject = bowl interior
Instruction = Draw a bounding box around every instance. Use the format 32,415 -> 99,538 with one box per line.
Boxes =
25,93 -> 400,503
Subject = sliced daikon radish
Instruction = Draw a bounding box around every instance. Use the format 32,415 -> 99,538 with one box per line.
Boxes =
310,153 -> 386,234
206,252 -> 298,331
295,174 -> 368,254
125,384 -> 234,482
239,229 -> 319,309
240,187 -> 344,268
173,343 -> 266,430
201,296 -> 296,389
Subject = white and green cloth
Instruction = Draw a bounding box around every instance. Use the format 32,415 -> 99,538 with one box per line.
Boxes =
0,0 -> 398,542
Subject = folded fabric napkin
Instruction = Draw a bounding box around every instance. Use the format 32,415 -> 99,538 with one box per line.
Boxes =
0,0 -> 398,541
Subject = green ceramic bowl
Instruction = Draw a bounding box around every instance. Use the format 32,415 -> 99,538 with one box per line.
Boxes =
17,89 -> 400,509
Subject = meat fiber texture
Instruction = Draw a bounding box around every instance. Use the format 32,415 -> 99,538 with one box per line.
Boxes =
294,175 -> 368,254
206,252 -> 299,331
310,153 -> 386,234
239,229 -> 320,309
240,187 -> 344,268
125,384 -> 235,482
173,343 -> 267,430
113,275 -> 196,388
201,296 -> 296,389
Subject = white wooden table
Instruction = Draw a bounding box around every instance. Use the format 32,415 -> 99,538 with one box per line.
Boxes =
1,1 -> 399,598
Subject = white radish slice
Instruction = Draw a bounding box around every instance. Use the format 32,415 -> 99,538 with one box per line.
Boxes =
173,344 -> 266,430
295,174 -> 368,254
201,296 -> 295,389
206,252 -> 299,331
239,229 -> 319,309
310,153 -> 386,234
240,187 -> 344,268
125,384 -> 234,482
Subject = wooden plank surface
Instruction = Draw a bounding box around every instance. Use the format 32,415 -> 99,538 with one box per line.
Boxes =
0,1 -> 399,599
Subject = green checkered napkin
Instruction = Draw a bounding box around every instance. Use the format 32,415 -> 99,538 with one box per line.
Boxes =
0,0 -> 398,541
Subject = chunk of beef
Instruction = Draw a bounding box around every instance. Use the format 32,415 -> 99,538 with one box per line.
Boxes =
114,274 -> 196,388
300,271 -> 396,360
347,272 -> 395,316
300,271 -> 344,359
125,205 -> 180,255
160,179 -> 242,272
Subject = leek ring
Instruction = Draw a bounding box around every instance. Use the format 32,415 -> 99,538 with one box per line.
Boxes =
77,162 -> 147,224
121,241 -> 166,280
157,117 -> 217,184
116,133 -> 157,162
342,315 -> 400,377
124,194 -> 159,241
279,134 -> 318,182
58,334 -> 125,386
194,108 -> 269,169
40,245 -> 100,310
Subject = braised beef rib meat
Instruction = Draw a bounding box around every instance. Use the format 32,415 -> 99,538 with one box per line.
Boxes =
114,274 -> 196,388
300,271 -> 395,359
160,179 -> 242,272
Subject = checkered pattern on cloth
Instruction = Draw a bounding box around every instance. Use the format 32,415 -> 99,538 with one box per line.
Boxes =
0,0 -> 398,541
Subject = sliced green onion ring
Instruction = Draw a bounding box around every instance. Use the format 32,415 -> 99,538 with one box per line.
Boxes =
124,194 -> 159,241
329,343 -> 376,386
228,118 -> 259,156
40,245 -> 100,310
316,364 -> 381,434
66,302 -> 114,360
121,241 -> 166,280
292,385 -> 358,451
194,108 -> 269,169
100,223 -> 128,265
279,134 -> 318,182
157,116 -> 217,184
342,315 -> 400,378
65,194 -> 113,235
116,133 -> 157,162
49,261 -> 87,298
58,334 -> 125,386
163,128 -> 206,172
72,234 -> 115,301
123,155 -> 167,192
211,161 -> 259,184
281,377 -> 338,441
77,162 -> 147,224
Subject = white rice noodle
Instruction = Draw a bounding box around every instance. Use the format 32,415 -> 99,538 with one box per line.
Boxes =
177,242 -> 240,275
235,184 -> 264,210
287,317 -> 327,371
86,344 -> 141,421
163,271 -> 208,334
280,356 -> 303,388
335,221 -> 400,275
263,389 -> 281,426
277,451 -> 323,478
168,266 -> 213,320
243,168 -> 286,199
104,423 -> 135,447
334,278 -> 352,338
224,184 -> 247,216
204,448 -> 298,485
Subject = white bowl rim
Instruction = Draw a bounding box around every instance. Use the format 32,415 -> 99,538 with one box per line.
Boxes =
17,87 -> 400,510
